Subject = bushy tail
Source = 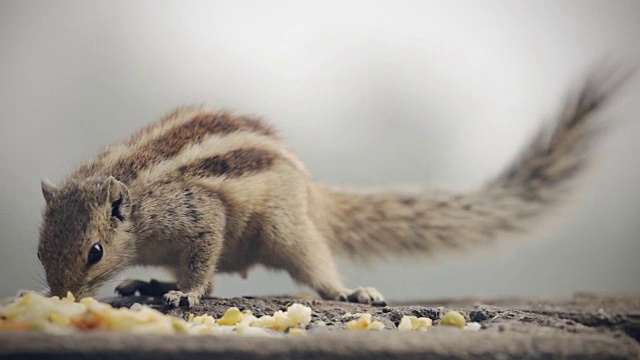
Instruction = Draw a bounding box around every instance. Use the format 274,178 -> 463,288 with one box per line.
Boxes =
309,67 -> 634,261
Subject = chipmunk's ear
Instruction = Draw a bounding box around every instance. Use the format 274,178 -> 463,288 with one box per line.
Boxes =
100,176 -> 132,223
41,179 -> 57,204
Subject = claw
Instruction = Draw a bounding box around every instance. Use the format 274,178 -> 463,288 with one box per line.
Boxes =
163,290 -> 200,308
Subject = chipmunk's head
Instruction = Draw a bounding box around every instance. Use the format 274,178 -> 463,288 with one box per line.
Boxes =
38,176 -> 135,299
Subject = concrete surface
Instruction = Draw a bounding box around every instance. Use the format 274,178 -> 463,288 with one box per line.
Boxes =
1,292 -> 639,359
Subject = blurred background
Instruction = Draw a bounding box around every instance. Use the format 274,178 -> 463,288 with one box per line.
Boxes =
1,0 -> 639,301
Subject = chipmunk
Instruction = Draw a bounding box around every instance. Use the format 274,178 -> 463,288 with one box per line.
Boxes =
37,68 -> 632,307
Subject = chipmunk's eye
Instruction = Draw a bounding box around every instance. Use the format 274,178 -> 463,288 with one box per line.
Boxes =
87,243 -> 103,266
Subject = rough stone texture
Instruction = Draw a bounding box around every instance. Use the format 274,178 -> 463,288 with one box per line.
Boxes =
1,292 -> 639,360
406,292 -> 640,342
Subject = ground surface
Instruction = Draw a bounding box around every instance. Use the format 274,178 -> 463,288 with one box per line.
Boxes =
1,292 -> 639,359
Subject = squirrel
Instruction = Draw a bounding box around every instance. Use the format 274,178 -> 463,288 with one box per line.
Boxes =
37,67 -> 633,308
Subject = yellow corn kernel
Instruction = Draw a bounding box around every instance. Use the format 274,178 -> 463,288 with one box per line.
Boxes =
48,312 -> 70,326
440,311 -> 466,328
346,313 -> 384,331
217,307 -> 243,326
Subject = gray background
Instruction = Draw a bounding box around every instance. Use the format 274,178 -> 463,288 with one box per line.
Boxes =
1,0 -> 639,301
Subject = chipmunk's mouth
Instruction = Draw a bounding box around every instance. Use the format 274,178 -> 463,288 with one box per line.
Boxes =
48,282 -> 86,300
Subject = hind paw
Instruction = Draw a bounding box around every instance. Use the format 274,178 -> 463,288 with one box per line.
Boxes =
338,287 -> 386,306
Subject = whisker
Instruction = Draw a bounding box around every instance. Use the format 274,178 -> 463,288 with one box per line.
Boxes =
85,271 -> 122,292
100,280 -> 128,287
32,272 -> 50,293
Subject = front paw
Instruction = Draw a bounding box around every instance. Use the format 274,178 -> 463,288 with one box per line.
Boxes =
163,290 -> 201,308
338,287 -> 387,306
115,279 -> 149,297
116,279 -> 178,297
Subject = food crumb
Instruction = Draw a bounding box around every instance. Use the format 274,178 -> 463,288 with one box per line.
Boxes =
0,292 -> 314,337
440,311 -> 466,328
463,322 -> 481,331
346,313 -> 385,331
216,307 -> 243,326
398,316 -> 432,331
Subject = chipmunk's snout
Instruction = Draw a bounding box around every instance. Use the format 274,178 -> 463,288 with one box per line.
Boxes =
42,265 -> 84,299
48,286 -> 76,299
48,283 -> 97,300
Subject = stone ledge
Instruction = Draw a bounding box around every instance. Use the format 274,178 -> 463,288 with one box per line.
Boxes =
1,292 -> 638,360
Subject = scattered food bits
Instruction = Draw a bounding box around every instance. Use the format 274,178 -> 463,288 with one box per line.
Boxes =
440,311 -> 466,328
235,321 -> 275,337
0,321 -> 31,331
191,314 -> 216,327
398,317 -> 412,331
0,292 -> 481,336
216,307 -> 243,326
287,327 -> 307,336
63,292 -> 76,303
48,312 -> 70,327
346,313 -> 385,331
249,303 -> 312,332
463,322 -> 481,331
398,316 -> 432,331
285,303 -> 312,326
0,292 -> 312,337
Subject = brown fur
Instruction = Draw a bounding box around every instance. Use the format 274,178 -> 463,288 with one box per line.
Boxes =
37,68 -> 633,306
177,148 -> 277,178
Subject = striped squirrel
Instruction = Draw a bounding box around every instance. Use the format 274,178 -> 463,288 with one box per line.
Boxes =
37,68 -> 632,307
